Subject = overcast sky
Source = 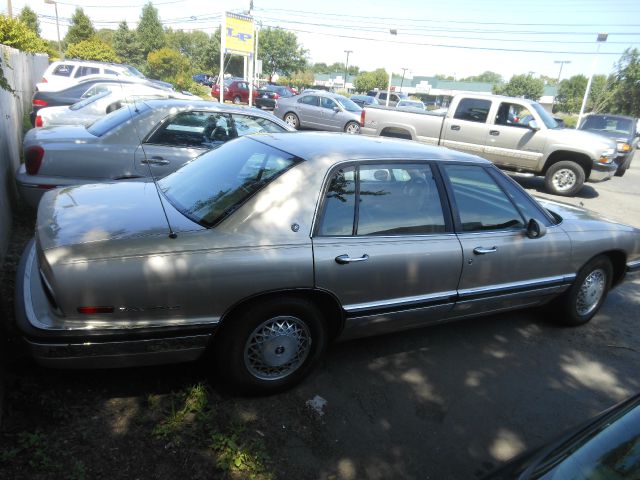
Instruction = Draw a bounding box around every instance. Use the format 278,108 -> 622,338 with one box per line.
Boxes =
4,0 -> 640,81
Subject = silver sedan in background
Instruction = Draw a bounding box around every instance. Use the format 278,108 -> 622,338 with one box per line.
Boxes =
274,90 -> 362,133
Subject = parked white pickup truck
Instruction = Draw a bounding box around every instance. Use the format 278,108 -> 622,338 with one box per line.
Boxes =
360,94 -> 618,196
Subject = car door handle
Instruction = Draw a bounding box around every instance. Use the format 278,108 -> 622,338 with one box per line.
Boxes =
489,130 -> 500,136
141,156 -> 170,166
335,254 -> 369,265
451,125 -> 461,131
473,247 -> 497,255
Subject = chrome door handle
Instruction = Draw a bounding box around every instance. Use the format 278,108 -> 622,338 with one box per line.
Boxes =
489,130 -> 500,136
451,125 -> 461,131
335,254 -> 369,265
473,246 -> 497,255
141,156 -> 170,165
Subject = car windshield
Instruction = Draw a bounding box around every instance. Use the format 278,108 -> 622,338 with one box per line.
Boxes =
126,65 -> 146,79
159,137 -> 303,228
69,90 -> 111,111
581,116 -> 634,135
398,101 -> 424,109
335,96 -> 362,112
531,102 -> 559,129
86,102 -> 150,136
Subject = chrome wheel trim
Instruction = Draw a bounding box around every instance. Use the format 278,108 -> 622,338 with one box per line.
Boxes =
244,315 -> 312,381
576,268 -> 606,316
284,114 -> 298,128
345,122 -> 360,134
552,168 -> 577,191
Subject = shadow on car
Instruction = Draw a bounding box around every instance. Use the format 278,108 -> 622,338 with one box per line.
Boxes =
510,175 -> 600,199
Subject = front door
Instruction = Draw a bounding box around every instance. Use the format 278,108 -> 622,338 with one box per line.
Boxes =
439,163 -> 572,319
313,162 -> 463,339
319,96 -> 342,131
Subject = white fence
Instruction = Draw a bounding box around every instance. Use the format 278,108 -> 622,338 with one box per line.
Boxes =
0,45 -> 48,265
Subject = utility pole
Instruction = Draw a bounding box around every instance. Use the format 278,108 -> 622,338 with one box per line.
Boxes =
399,67 -> 408,93
386,29 -> 397,106
578,33 -> 608,127
554,60 -> 571,84
343,50 -> 352,92
44,0 -> 63,59
7,0 -> 12,17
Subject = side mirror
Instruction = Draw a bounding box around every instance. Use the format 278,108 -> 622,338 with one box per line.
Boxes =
526,218 -> 547,239
528,120 -> 540,131
333,106 -> 341,112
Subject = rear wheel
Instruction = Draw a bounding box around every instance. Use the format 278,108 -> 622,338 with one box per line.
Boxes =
284,112 -> 300,129
233,95 -> 242,104
215,297 -> 327,393
544,161 -> 585,197
344,121 -> 361,134
554,255 -> 612,326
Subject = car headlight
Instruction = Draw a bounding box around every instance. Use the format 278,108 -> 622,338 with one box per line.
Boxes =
598,147 -> 616,164
617,142 -> 631,153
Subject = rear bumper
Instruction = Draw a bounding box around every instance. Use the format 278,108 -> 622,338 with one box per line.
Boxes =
588,162 -> 617,182
15,239 -> 215,369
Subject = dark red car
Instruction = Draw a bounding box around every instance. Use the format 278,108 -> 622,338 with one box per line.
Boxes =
211,79 -> 259,104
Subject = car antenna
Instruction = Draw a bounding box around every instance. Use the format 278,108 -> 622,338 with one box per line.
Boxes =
120,82 -> 178,239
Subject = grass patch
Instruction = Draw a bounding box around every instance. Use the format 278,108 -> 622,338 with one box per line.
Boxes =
152,383 -> 210,440
210,424 -> 273,480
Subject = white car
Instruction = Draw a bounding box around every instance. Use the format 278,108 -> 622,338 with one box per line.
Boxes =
36,85 -> 193,128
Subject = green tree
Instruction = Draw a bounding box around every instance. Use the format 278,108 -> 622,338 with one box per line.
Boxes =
146,47 -> 196,90
312,62 -> 329,73
166,28 -> 219,73
137,2 -> 166,59
556,75 -> 587,114
65,38 -> 119,62
493,74 -> 544,100
95,28 -> 115,47
609,48 -> 640,117
19,6 -> 40,37
435,73 -> 454,81
258,27 -> 307,81
112,21 -> 143,66
64,8 -> 95,47
354,68 -> 389,92
460,71 -> 502,83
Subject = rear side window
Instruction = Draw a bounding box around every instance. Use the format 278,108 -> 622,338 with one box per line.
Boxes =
453,98 -> 491,123
74,66 -> 100,78
52,64 -> 73,77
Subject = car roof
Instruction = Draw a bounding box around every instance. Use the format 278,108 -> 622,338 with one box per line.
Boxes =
251,131 -> 491,164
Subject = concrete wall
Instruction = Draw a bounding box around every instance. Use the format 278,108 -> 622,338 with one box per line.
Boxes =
0,46 -> 49,266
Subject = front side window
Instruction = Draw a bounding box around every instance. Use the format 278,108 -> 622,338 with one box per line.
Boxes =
495,103 -> 534,128
232,114 -> 288,136
159,138 -> 302,227
453,98 -> 491,123
148,111 -> 234,147
299,95 -> 319,106
320,97 -> 337,109
318,163 -> 446,236
442,164 -> 524,232
378,92 -> 388,100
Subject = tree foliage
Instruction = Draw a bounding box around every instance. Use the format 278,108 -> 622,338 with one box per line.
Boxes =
0,15 -> 50,53
64,8 -> 95,47
460,70 -> 502,83
95,28 -> 115,47
493,74 -> 544,100
19,6 -> 40,37
146,47 -> 195,90
137,2 -> 166,59
166,28 -> 219,73
258,28 -> 307,81
279,69 -> 315,89
112,21 -> 143,66
609,48 -> 640,117
65,38 -> 120,62
555,74 -> 612,114
354,68 -> 389,92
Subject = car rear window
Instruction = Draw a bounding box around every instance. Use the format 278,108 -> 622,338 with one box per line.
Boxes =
86,102 -> 150,136
52,64 -> 73,77
159,137 -> 303,228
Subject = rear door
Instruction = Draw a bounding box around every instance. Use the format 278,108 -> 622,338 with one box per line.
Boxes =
441,97 -> 491,156
313,162 -> 463,339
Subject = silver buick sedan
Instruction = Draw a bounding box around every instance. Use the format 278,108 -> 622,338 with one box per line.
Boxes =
16,133 -> 640,393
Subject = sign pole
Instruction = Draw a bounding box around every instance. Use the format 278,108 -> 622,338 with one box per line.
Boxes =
219,17 -> 226,103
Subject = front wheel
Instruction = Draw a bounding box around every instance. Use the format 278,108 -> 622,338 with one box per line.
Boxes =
344,121 -> 361,134
615,157 -> 631,177
284,112 -> 300,129
554,255 -> 613,326
544,161 -> 585,197
233,95 -> 242,104
214,297 -> 327,393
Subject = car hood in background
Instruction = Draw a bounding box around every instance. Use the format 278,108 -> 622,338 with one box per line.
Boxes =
544,128 -> 616,151
578,128 -> 633,143
36,181 -> 202,251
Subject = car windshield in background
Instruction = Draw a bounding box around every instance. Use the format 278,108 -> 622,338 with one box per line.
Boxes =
159,138 -> 303,228
531,103 -> 559,129
69,90 -> 111,111
336,97 -> 362,112
86,102 -> 150,136
398,101 -> 425,110
582,116 -> 634,135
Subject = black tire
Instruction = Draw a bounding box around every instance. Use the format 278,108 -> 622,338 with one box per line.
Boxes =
614,157 -> 630,177
544,161 -> 586,197
233,96 -> 242,104
214,297 -> 327,394
344,121 -> 361,134
283,112 -> 300,129
554,255 -> 613,326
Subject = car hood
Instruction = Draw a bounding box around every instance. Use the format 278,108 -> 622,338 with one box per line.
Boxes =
537,198 -> 636,233
544,128 -> 616,152
578,128 -> 632,143
37,181 -> 202,253
24,125 -> 96,145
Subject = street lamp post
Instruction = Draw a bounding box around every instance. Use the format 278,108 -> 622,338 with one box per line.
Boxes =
343,50 -> 352,92
552,60 -> 571,112
386,29 -> 397,107
578,33 -> 608,127
399,67 -> 408,93
44,0 -> 63,59
7,0 -> 12,17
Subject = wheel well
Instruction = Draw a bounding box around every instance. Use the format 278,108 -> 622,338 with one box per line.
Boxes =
602,250 -> 628,287
544,151 -> 592,177
214,289 -> 344,342
380,127 -> 412,140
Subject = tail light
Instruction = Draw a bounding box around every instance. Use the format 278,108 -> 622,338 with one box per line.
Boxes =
33,99 -> 48,107
35,115 -> 43,127
41,77 -> 48,83
25,146 -> 44,174
360,109 -> 366,126
77,306 -> 114,314
273,93 -> 280,99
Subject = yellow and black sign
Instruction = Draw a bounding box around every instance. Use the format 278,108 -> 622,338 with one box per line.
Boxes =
225,12 -> 254,56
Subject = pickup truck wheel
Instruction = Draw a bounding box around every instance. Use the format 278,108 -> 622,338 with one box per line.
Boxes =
284,113 -> 300,129
553,255 -> 612,327
544,161 -> 585,196
344,121 -> 360,134
215,297 -> 327,393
